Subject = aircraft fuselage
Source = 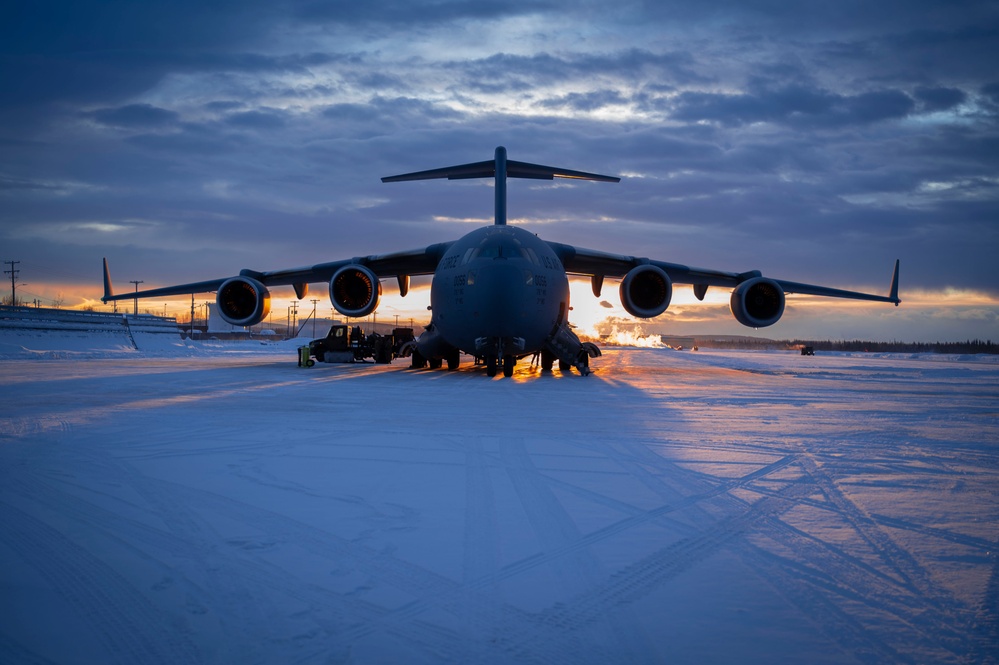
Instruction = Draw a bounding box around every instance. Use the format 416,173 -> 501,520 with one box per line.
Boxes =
429,225 -> 569,360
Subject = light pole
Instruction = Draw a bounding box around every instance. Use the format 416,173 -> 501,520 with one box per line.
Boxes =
129,280 -> 144,316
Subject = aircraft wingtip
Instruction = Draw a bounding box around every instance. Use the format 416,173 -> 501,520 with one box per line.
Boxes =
102,257 -> 114,301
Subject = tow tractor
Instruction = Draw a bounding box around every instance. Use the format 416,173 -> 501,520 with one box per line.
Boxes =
299,324 -> 415,366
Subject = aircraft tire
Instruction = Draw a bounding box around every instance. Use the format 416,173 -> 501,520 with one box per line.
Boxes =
486,356 -> 498,377
429,357 -> 443,370
541,349 -> 555,371
503,355 -> 515,378
411,350 -> 427,369
559,358 -> 571,371
446,350 -> 460,371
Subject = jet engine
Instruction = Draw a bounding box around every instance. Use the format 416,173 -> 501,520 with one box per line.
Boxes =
620,265 -> 672,318
730,277 -> 785,328
330,264 -> 381,317
216,276 -> 271,327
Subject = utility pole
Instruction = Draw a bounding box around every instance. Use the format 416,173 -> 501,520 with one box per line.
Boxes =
190,293 -> 195,339
310,298 -> 319,337
4,260 -> 19,306
290,301 -> 299,337
129,280 -> 143,316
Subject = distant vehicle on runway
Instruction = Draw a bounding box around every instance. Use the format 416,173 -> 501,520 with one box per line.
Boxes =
102,147 -> 900,377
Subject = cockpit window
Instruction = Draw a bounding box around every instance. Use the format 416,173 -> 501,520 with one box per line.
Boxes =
469,234 -> 535,262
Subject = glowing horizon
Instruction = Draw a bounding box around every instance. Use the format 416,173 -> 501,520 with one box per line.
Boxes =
17,276 -> 997,344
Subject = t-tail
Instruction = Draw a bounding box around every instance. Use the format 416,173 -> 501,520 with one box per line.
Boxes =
381,146 -> 619,226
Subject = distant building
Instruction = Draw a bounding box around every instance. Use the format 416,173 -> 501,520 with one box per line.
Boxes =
207,303 -> 244,334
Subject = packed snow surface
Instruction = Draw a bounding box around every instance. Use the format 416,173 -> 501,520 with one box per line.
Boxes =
1,340 -> 997,664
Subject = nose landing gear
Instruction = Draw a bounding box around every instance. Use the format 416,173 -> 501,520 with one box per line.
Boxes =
483,354 -> 518,378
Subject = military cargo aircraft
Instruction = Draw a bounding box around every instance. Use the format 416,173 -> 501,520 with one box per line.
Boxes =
102,146 -> 900,377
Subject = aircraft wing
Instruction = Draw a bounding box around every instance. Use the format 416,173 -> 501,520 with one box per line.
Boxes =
547,242 -> 901,304
102,242 -> 454,302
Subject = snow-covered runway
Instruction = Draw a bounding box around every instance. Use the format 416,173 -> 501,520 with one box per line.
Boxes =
1,347 -> 997,664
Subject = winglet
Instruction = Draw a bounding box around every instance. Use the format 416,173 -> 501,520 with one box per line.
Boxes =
889,259 -> 900,306
102,257 -> 114,302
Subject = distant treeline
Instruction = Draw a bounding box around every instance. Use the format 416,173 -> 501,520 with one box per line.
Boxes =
694,337 -> 997,354
789,339 -> 997,354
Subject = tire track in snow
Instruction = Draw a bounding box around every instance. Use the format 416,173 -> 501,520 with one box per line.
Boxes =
7,468 -> 476,665
978,547 -> 999,665
465,453 -> 798,591
796,453 -> 989,662
0,371 -> 318,439
517,480 -> 818,659
740,544 -> 911,665
543,439 -> 917,664
0,631 -> 60,665
499,435 -> 654,664
0,500 -> 201,665
458,437 -> 504,661
128,474 -> 590,665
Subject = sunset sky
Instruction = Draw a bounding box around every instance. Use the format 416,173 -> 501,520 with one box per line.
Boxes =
2,1 -> 997,341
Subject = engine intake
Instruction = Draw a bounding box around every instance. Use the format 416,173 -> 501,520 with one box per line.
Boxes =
216,276 -> 271,327
730,277 -> 785,328
330,264 -> 381,317
620,265 -> 672,318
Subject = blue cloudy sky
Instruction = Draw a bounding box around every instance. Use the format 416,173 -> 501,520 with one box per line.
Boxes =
2,0 -> 997,341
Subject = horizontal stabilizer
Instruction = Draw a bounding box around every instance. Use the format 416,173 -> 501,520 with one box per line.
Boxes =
383,158 -> 619,183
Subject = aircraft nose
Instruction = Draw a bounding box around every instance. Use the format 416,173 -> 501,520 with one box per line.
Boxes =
468,262 -> 529,333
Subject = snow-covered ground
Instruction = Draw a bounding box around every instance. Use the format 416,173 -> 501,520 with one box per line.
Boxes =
1,339 -> 997,664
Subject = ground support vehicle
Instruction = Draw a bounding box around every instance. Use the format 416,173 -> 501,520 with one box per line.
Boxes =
306,325 -> 414,365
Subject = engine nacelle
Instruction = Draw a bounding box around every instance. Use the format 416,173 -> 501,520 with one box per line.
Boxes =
330,264 -> 381,318
216,276 -> 271,327
730,277 -> 785,328
620,265 -> 672,318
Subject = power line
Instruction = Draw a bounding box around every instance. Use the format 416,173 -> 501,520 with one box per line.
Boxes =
4,260 -> 20,305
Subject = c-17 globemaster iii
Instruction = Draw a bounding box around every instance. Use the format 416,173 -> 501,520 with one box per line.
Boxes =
102,146 -> 900,378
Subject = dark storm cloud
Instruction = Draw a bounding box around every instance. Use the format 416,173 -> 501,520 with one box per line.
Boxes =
913,87 -> 967,112
224,109 -> 289,130
455,49 -> 705,95
295,0 -> 558,24
668,85 -> 917,128
539,90 -> 629,112
90,103 -> 180,129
